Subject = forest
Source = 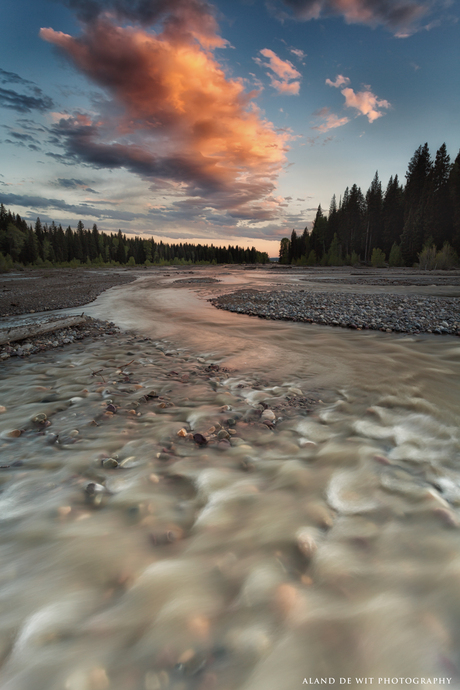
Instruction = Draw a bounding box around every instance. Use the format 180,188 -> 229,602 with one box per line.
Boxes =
279,143 -> 460,268
0,207 -> 269,269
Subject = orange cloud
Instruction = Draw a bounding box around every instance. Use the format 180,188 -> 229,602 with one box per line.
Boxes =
40,14 -> 290,220
341,86 -> 391,122
254,48 -> 302,95
311,107 -> 350,132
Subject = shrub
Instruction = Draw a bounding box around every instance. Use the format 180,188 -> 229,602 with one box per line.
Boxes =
389,243 -> 404,267
417,244 -> 437,270
436,242 -> 458,270
371,248 -> 386,267
306,250 -> 317,266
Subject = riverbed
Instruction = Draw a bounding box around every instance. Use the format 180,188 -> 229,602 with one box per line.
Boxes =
1,267 -> 460,690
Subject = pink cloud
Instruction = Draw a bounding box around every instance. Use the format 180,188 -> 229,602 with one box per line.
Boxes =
254,48 -> 302,95
341,86 -> 391,122
326,74 -> 351,88
311,108 -> 350,132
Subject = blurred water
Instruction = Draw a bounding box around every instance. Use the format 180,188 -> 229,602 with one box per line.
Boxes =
0,268 -> 459,690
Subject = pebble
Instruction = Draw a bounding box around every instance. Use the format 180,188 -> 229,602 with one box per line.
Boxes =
193,433 -> 208,446
261,409 -> 276,422
0,406 -> 6,413
210,290 -> 460,335
102,457 -> 119,469
296,527 -> 318,559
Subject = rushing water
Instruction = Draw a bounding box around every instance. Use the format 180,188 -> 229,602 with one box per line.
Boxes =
1,267 -> 460,690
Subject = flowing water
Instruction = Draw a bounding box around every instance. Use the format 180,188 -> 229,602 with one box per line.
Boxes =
1,267 -> 460,690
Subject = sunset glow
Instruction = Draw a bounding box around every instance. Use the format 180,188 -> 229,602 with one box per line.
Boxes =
0,0 -> 458,253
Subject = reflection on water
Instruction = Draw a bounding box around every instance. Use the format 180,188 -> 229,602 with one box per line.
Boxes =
1,268 -> 460,690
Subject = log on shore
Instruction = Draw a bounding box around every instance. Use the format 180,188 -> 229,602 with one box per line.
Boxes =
0,315 -> 87,345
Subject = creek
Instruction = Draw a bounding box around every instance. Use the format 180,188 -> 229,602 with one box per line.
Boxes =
0,267 -> 459,690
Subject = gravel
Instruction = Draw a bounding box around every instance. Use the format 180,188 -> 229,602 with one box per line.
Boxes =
0,268 -> 136,317
0,317 -> 121,360
210,289 -> 460,335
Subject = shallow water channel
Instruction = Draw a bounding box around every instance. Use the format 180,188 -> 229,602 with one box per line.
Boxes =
1,268 -> 460,690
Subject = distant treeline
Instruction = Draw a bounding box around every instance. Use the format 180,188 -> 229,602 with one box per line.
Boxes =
0,205 -> 269,270
280,143 -> 460,268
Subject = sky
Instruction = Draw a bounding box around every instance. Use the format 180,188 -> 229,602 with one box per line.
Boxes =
0,0 -> 459,256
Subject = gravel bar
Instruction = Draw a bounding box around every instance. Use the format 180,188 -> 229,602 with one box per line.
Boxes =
0,317 -> 120,360
0,269 -> 136,317
210,289 -> 460,335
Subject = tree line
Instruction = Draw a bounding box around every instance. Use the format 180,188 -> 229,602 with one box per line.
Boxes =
0,206 -> 269,269
279,143 -> 460,268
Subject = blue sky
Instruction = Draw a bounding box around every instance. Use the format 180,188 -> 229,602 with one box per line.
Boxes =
0,0 -> 459,255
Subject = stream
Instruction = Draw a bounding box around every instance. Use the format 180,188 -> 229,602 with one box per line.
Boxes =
0,267 -> 460,690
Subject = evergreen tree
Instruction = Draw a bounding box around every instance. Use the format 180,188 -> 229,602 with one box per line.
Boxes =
309,205 -> 328,258
401,143 -> 433,264
382,175 -> 404,256
449,150 -> 460,253
365,172 -> 383,262
279,237 -> 290,264
424,143 -> 453,248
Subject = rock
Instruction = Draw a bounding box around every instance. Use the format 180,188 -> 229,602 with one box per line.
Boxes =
261,409 -> 276,422
193,433 -> 208,446
296,527 -> 318,559
177,428 -> 188,437
32,412 -> 48,425
102,457 -> 119,469
0,406 -> 6,413
149,527 -> 183,545
157,452 -> 172,461
6,429 -> 21,438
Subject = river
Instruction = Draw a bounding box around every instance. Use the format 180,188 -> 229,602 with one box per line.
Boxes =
0,267 -> 460,690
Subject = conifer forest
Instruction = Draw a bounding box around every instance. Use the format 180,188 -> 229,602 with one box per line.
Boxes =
279,143 -> 460,268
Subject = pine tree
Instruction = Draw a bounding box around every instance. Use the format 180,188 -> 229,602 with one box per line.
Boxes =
382,175 -> 404,256
449,150 -> 460,253
401,143 -> 433,264
365,172 -> 383,262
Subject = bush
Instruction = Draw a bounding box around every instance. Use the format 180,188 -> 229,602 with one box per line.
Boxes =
350,251 -> 360,266
435,242 -> 458,270
0,252 -> 13,272
371,248 -> 386,268
306,250 -> 317,266
418,244 -> 437,270
388,243 -> 404,267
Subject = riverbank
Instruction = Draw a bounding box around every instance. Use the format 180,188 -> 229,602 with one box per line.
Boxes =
210,288 -> 460,335
0,268 -> 137,317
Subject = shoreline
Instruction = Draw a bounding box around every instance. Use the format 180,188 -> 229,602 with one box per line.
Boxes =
0,267 -> 137,318
210,288 -> 460,336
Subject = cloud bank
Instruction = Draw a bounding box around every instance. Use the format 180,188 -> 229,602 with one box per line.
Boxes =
271,0 -> 435,35
0,68 -> 53,113
41,3 -> 290,222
